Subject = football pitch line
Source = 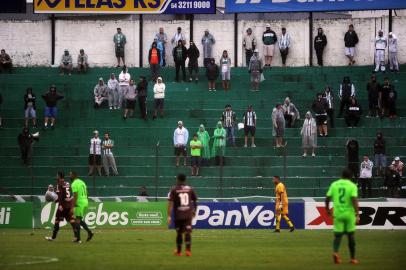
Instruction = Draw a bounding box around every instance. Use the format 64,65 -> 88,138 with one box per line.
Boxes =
0,255 -> 59,266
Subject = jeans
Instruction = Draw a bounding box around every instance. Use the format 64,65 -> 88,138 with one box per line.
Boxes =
374,154 -> 387,175
225,126 -> 235,146
103,155 -> 118,176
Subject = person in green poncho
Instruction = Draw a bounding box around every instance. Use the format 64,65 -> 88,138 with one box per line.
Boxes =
197,124 -> 211,166
212,121 -> 226,166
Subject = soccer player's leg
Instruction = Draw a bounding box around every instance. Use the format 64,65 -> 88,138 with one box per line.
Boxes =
73,206 -> 85,242
274,213 -> 281,232
184,220 -> 193,256
46,208 -> 63,241
345,213 -> 358,264
332,215 -> 344,264
174,220 -> 183,256
282,206 -> 294,231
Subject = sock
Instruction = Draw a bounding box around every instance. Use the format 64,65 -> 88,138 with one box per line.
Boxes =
70,222 -> 76,238
348,233 -> 356,259
333,233 -> 343,253
283,215 -> 294,228
80,220 -> 92,234
75,222 -> 81,241
185,233 -> 191,251
52,223 -> 60,239
275,215 -> 281,230
176,232 -> 183,253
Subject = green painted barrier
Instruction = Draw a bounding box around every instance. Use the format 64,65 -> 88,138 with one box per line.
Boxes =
0,203 -> 33,229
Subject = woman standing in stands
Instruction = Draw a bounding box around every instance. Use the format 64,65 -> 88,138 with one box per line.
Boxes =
212,121 -> 226,166
206,58 -> 219,91
197,124 -> 210,166
301,111 -> 317,157
312,93 -> 328,137
272,104 -> 285,148
220,50 -> 231,91
24,87 -> 37,128
187,41 -> 200,83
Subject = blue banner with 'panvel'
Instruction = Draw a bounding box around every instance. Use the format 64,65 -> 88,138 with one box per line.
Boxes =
191,202 -> 305,229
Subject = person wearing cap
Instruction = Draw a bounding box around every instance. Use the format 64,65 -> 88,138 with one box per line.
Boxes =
262,24 -> 277,67
359,155 -> 373,198
89,130 -> 102,176
77,49 -> 89,73
0,49 -> 12,73
94,78 -> 108,109
173,121 -> 189,167
24,87 -> 37,128
118,65 -> 131,109
113,27 -> 126,67
123,79 -> 138,119
42,85 -> 64,129
278,27 -> 291,67
388,32 -> 399,72
282,97 -> 300,128
108,73 -> 119,110
197,124 -> 210,166
212,121 -> 226,166
206,58 -> 219,91
374,30 -> 387,73
172,40 -> 187,82
344,24 -> 359,66
391,157 -> 404,177
171,27 -> 186,47
366,74 -> 380,117
338,76 -> 356,117
153,76 -> 165,119
311,93 -> 328,137
148,41 -> 161,82
243,28 -> 257,67
272,104 -> 285,148
220,50 -> 231,90
137,76 -> 148,120
155,27 -> 168,66
248,49 -> 263,91
314,27 -> 327,66
222,104 -> 237,147
201,29 -> 216,68
17,127 -> 38,165
300,111 -> 317,157
59,49 -> 73,75
243,105 -> 257,148
190,134 -> 202,176
187,40 -> 200,83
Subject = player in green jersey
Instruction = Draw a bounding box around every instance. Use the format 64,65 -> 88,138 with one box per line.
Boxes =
70,171 -> 93,243
325,168 -> 359,265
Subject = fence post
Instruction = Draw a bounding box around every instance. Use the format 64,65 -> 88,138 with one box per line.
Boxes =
155,140 -> 160,202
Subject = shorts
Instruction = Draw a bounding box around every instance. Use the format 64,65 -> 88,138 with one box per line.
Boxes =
74,204 -> 88,218
126,99 -> 136,109
333,212 -> 356,233
154,98 -> 164,109
44,107 -> 57,118
24,107 -> 36,118
88,154 -> 101,166
174,219 -> 192,233
55,207 -> 74,222
263,44 -> 275,57
345,47 -> 355,57
191,156 -> 201,167
174,146 -> 187,156
222,71 -> 230,81
316,115 -> 327,126
115,46 -> 125,58
244,126 -> 256,136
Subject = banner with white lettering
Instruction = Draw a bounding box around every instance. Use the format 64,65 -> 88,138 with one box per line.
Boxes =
226,0 -> 406,14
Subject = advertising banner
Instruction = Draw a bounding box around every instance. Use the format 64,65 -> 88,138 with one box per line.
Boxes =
305,202 -> 406,230
226,0 -> 406,14
0,203 -> 32,229
33,0 -> 216,14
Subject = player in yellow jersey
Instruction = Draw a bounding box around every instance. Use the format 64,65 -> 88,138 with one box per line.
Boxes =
273,176 -> 294,232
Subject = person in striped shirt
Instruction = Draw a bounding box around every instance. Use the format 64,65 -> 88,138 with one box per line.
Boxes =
278,27 -> 291,67
102,132 -> 118,176
243,105 -> 256,148
222,105 -> 236,147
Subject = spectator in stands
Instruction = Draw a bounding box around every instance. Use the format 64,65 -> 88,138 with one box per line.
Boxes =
108,73 -> 119,110
282,97 -> 300,128
94,78 -> 108,109
148,41 -> 161,82
118,66 -> 131,109
278,27 -> 291,67
114,28 -> 126,67
173,121 -> 189,167
190,134 -> 202,176
243,28 -> 256,67
88,130 -> 102,176
197,124 -> 210,166
366,74 -> 380,117
206,58 -> 219,91
155,27 -> 168,66
374,132 -> 386,177
77,49 -> 89,73
374,30 -> 387,73
59,49 -> 73,76
387,83 -> 397,119
312,93 -> 328,137
123,79 -> 137,119
359,155 -> 373,198
301,111 -> 317,157
272,104 -> 285,148
102,132 -> 118,177
384,165 -> 400,198
391,157 -> 404,177
338,76 -> 355,117
154,38 -> 165,68
323,86 -> 334,128
173,40 -> 187,82
187,41 -> 200,83
345,97 -> 362,128
380,77 -> 393,117
248,49 -> 263,91
0,93 -> 3,128
24,88 -> 37,128
243,105 -> 257,148
42,85 -> 64,129
137,76 -> 148,120
388,32 -> 399,73
17,127 -> 38,165
220,50 -> 231,90
222,104 -> 236,147
212,121 -> 226,166
153,77 -> 165,119
314,27 -> 327,66
171,27 -> 186,47
344,24 -> 359,66
262,24 -> 277,67
201,29 -> 215,68
347,138 -> 359,180
0,49 -> 12,73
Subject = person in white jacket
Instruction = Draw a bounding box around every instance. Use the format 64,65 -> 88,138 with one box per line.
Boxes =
301,111 -> 317,157
118,65 -> 131,109
173,120 -> 189,167
359,155 -> 374,198
374,30 -> 387,73
107,73 -> 119,109
153,76 -> 165,119
388,32 -> 399,72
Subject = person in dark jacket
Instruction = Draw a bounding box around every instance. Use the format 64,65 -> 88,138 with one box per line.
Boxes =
42,85 -> 64,129
24,88 -> 37,128
374,132 -> 386,176
366,74 -> 380,117
137,76 -> 148,120
380,77 -> 393,117
172,40 -> 187,82
148,41 -> 161,82
344,24 -> 359,66
346,138 -> 359,181
187,41 -> 200,83
384,165 -> 401,198
312,93 -> 329,137
314,28 -> 327,66
206,58 -> 219,91
345,97 -> 362,127
338,76 -> 356,117
387,84 -> 397,119
323,86 -> 334,128
17,127 -> 38,165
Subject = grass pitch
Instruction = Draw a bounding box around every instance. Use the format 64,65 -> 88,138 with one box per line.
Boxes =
0,229 -> 405,270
